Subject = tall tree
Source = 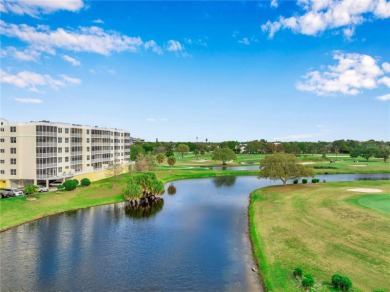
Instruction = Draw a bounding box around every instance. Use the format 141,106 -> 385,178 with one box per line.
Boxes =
176,144 -> 190,159
259,153 -> 314,186
130,145 -> 145,161
212,147 -> 237,165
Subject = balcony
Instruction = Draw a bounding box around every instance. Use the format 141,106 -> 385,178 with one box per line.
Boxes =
36,142 -> 57,147
71,161 -> 83,165
36,131 -> 57,137
71,142 -> 82,147
36,163 -> 57,169
71,133 -> 82,137
36,152 -> 57,158
71,151 -> 83,156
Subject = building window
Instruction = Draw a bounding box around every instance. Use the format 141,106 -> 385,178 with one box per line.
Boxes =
58,147 -> 62,153
65,157 -> 69,162
65,128 -> 69,134
87,147 -> 90,152
58,157 -> 62,163
65,166 -> 69,169
58,128 -> 62,133
65,147 -> 69,153
58,167 -> 62,172
65,138 -> 69,143
0,149 -> 4,153
87,129 -> 90,134
87,155 -> 90,160
11,169 -> 16,175
0,160 -> 4,164
10,158 -> 16,164
0,128 -> 4,132
0,170 -> 4,174
87,138 -> 90,143
10,137 -> 16,143
58,137 -> 62,143
10,126 -> 16,132
10,148 -> 16,154
0,138 -> 4,143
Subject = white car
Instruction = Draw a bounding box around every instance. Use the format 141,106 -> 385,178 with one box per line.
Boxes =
10,188 -> 24,196
37,185 -> 49,192
49,182 -> 63,188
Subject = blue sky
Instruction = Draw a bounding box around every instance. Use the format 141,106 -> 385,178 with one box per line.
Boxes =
1,0 -> 389,142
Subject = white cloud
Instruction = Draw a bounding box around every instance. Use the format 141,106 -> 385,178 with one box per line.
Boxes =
296,52 -> 390,96
238,37 -> 250,45
93,19 -> 104,24
378,76 -> 390,87
3,46 -> 41,61
60,74 -> 81,85
0,20 -> 147,56
1,0 -> 84,17
62,54 -> 81,66
0,69 -> 80,91
144,40 -> 163,55
270,0 -> 278,8
15,97 -> 43,103
377,93 -> 390,101
262,0 -> 390,38
166,40 -> 184,52
382,62 -> 390,73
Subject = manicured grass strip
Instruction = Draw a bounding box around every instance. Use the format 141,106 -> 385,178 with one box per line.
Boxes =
353,194 -> 390,214
250,180 -> 390,292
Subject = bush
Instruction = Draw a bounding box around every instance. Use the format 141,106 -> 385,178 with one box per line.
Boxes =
156,154 -> 165,164
24,185 -> 39,195
80,178 -> 91,186
331,274 -> 352,291
293,179 -> 299,184
57,184 -> 65,190
302,274 -> 314,288
63,180 -> 77,191
302,178 -> 308,184
311,178 -> 320,183
73,179 -> 79,186
293,267 -> 303,278
167,156 -> 176,166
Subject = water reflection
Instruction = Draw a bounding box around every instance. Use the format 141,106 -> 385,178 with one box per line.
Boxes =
167,184 -> 177,195
124,198 -> 164,219
213,176 -> 237,187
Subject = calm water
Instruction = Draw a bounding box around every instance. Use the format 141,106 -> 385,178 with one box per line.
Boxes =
1,173 -> 389,291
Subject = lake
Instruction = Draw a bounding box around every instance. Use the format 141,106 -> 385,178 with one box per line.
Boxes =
1,173 -> 388,291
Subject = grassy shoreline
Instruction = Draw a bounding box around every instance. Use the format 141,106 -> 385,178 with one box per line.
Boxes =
249,180 -> 390,291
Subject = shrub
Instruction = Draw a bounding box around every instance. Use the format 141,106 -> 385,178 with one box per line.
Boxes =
312,178 -> 320,183
57,184 -> 65,190
302,274 -> 314,289
73,179 -> 79,186
63,180 -> 77,191
302,178 -> 308,184
24,185 -> 39,195
293,179 -> 299,184
156,154 -> 165,164
80,178 -> 91,186
293,267 -> 303,278
167,156 -> 176,166
331,274 -> 342,288
340,276 -> 352,291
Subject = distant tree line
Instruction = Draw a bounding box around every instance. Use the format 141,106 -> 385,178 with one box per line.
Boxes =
130,139 -> 389,162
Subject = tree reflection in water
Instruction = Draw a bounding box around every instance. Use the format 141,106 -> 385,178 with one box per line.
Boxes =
124,198 -> 164,219
213,176 -> 236,187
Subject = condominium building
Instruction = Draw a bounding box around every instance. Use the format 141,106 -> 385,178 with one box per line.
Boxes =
0,118 -> 131,188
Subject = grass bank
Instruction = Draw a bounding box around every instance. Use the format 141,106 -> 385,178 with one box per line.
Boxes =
0,168 -> 256,231
249,180 -> 390,291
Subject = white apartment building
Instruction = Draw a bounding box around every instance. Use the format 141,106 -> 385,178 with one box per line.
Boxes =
0,118 -> 131,188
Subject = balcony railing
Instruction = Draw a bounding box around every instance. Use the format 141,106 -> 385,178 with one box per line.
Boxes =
71,161 -> 83,165
36,142 -> 57,147
36,152 -> 57,158
71,133 -> 82,137
36,131 -> 57,137
37,163 -> 57,169
71,142 -> 82,146
71,151 -> 83,156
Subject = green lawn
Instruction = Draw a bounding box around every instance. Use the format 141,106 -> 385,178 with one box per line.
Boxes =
250,180 -> 390,292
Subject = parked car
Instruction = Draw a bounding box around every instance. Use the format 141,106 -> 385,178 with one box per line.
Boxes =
1,188 -> 24,197
49,182 -> 63,188
37,185 -> 49,192
0,188 -> 11,198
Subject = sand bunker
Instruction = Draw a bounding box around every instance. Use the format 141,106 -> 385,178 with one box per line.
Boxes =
347,188 -> 383,193
348,164 -> 367,167
300,162 -> 316,165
